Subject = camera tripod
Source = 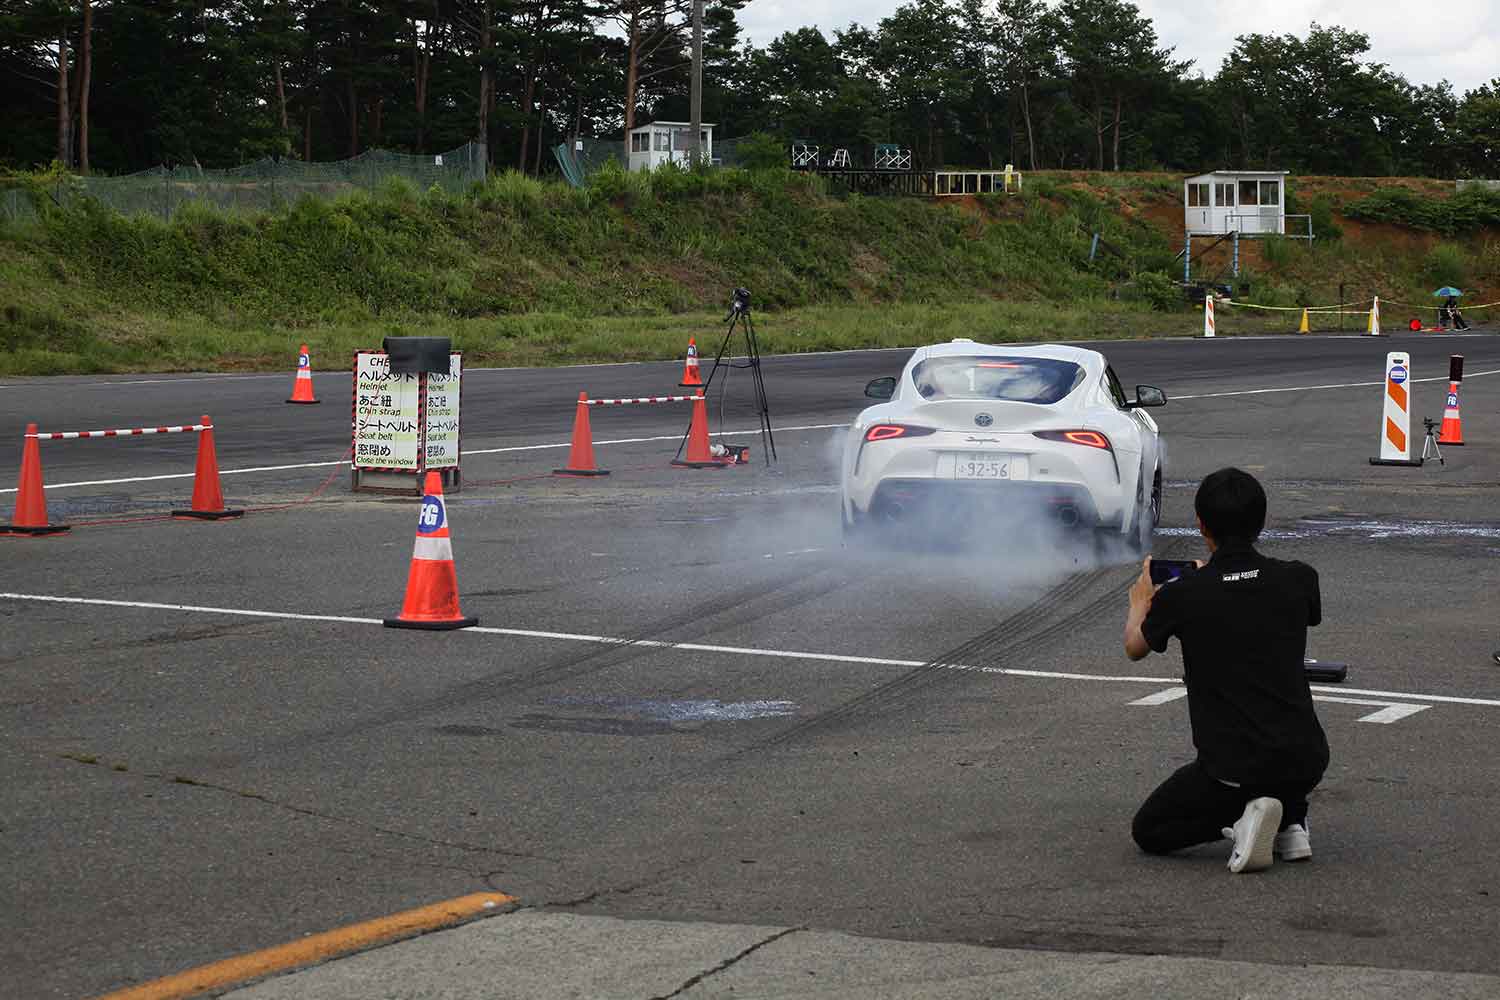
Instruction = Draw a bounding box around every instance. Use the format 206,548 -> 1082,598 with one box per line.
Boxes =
676,287 -> 777,465
1421,417 -> 1444,465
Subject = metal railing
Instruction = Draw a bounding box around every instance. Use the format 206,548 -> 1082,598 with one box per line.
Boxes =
1224,213 -> 1314,240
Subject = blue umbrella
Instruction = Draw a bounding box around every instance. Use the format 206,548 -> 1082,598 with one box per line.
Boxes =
1433,286 -> 1463,297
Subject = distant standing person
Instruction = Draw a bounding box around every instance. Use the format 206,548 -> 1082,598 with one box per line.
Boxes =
1122,468 -> 1329,873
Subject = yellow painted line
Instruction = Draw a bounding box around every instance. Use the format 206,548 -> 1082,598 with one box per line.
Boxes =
94,891 -> 515,1000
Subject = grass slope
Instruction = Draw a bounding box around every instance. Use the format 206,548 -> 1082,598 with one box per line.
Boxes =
1,165 -> 1496,375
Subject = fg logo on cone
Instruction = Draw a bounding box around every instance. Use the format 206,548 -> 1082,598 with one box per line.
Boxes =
418,495 -> 446,533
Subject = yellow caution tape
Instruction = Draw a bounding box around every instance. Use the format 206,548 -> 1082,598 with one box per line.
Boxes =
1221,300 -> 1371,312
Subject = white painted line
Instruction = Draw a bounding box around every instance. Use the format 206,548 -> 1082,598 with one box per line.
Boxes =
1310,693 -> 1431,724
1127,688 -> 1428,723
0,592 -> 1189,683
1308,684 -> 1500,709
0,422 -> 851,494
0,374 -> 290,389
0,593 -> 383,625
1129,686 -> 1187,706
1355,704 -> 1431,725
0,461 -> 349,494
1172,368 -> 1500,401
2,593 -> 1488,719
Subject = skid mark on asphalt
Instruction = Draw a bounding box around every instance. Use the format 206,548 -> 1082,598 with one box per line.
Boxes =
2,592 -> 1486,723
193,566 -> 861,767
728,539 -> 1196,752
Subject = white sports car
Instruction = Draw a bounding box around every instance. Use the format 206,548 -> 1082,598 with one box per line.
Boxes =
840,340 -> 1167,546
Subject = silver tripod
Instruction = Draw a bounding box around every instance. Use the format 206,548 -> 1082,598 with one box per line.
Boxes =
1421,417 -> 1444,466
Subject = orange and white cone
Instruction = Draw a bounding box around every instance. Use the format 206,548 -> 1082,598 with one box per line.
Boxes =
286,344 -> 320,404
384,470 -> 478,630
172,416 -> 245,520
672,395 -> 727,469
3,424 -> 69,536
1439,384 -> 1464,445
553,392 -> 609,477
678,337 -> 703,387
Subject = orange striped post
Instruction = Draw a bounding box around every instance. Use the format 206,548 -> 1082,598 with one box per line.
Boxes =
1369,352 -> 1422,467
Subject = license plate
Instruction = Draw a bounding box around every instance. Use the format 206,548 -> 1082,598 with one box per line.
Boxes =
952,453 -> 1028,480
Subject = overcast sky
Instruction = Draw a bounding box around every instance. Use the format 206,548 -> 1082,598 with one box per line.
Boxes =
738,0 -> 1499,98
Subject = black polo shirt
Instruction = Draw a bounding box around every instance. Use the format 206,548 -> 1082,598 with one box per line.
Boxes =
1141,543 -> 1329,784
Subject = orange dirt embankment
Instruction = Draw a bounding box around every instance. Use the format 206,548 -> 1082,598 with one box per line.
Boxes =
1024,170 -> 1497,301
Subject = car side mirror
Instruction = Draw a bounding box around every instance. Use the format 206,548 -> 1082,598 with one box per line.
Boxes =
1130,385 -> 1167,408
865,376 -> 896,400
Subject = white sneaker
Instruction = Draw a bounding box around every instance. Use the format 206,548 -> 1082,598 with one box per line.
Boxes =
1275,822 -> 1312,861
1221,797 -> 1282,873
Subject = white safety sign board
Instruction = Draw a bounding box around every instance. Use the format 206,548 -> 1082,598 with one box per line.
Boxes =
423,354 -> 462,469
353,352 -> 421,469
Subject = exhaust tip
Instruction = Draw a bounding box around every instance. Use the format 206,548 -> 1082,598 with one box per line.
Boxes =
1056,505 -> 1080,528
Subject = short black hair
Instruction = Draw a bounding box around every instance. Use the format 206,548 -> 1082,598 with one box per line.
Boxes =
1194,467 -> 1266,546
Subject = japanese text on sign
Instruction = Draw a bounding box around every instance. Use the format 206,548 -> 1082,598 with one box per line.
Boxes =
353,352 -> 421,469
424,354 -> 462,469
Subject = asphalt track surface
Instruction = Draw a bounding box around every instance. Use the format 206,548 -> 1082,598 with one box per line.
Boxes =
4,330 -> 1500,998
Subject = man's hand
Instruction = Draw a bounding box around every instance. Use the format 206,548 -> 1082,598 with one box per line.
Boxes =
1123,558 -> 1158,661
1129,558 -> 1158,612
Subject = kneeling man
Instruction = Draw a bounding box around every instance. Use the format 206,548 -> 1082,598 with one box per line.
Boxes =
1124,467 -> 1328,873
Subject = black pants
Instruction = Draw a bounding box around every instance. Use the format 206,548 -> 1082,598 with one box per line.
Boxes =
1132,760 -> 1320,855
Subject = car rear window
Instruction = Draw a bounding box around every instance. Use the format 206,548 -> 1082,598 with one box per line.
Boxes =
910,356 -> 1086,403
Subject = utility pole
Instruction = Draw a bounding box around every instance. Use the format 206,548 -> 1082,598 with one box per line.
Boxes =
688,0 -> 703,165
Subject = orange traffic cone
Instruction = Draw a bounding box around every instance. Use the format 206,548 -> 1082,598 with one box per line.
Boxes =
672,395 -> 727,469
286,344 -> 320,404
384,470 -> 477,630
678,337 -> 703,388
1438,381 -> 1464,445
553,392 -> 609,477
3,424 -> 69,536
172,416 -> 245,520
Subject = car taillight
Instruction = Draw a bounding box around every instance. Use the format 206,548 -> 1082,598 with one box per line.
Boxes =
1034,429 -> 1112,450
864,423 -> 936,442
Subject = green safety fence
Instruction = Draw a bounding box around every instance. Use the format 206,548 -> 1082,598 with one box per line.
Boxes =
8,142 -> 487,221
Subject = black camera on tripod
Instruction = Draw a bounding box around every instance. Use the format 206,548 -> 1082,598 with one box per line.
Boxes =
728,287 -> 751,318
1422,417 -> 1439,434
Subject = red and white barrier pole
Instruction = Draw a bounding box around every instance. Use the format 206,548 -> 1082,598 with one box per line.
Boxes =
585,395 -> 705,406
29,421 -> 210,440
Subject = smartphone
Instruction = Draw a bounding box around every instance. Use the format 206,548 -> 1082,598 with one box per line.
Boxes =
1149,559 -> 1197,585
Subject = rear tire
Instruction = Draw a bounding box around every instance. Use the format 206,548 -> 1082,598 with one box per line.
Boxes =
1129,468 -> 1161,556
840,501 -> 863,546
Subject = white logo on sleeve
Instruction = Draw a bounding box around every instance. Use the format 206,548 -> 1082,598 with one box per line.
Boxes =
1222,570 -> 1260,582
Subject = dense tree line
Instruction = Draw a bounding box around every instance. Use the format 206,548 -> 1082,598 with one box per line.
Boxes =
2,0 -> 1497,177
